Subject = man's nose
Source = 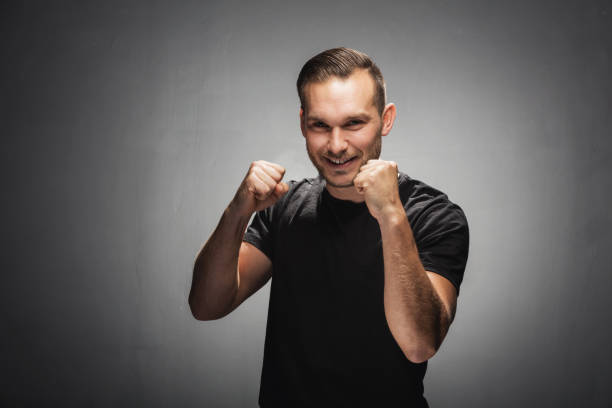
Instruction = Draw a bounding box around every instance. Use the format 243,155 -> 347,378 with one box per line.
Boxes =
328,127 -> 348,156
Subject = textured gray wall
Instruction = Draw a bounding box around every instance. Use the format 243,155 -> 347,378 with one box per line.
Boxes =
2,0 -> 611,406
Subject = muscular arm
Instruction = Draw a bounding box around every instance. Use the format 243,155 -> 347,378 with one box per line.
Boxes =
189,205 -> 253,320
378,209 -> 456,363
189,161 -> 287,321
354,160 -> 458,363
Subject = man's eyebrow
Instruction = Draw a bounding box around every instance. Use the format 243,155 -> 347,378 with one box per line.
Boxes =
306,113 -> 373,122
344,113 -> 372,121
305,115 -> 326,122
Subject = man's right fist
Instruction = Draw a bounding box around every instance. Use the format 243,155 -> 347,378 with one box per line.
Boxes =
230,160 -> 289,217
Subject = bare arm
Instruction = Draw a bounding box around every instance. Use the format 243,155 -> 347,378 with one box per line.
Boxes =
378,211 -> 456,363
354,160 -> 458,363
189,205 -> 250,320
188,161 -> 288,321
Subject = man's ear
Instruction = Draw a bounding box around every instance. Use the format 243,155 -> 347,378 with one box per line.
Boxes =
381,103 -> 397,136
299,107 -> 306,137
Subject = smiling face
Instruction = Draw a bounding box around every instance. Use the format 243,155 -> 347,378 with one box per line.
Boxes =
300,69 -> 395,201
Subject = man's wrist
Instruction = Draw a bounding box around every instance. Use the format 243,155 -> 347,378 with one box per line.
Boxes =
225,201 -> 253,226
376,203 -> 407,228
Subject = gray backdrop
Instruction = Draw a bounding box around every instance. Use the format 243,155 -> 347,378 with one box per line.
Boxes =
2,0 -> 611,406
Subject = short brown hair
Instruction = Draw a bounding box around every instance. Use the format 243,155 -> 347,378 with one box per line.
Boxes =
297,47 -> 387,115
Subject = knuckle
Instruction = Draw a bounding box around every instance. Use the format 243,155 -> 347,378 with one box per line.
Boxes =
254,166 -> 266,179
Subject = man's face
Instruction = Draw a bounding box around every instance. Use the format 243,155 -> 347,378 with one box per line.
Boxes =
300,69 -> 387,194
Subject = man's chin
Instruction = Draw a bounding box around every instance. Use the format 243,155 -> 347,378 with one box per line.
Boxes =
325,179 -> 354,188
320,172 -> 355,188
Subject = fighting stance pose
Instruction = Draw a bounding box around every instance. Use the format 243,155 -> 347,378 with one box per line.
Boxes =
190,47 -> 469,407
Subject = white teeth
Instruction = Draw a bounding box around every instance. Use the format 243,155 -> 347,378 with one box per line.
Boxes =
330,158 -> 351,164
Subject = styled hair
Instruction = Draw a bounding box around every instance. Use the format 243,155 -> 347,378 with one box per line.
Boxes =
296,47 -> 387,115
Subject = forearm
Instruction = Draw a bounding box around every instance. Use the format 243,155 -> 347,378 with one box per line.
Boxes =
189,203 -> 251,320
378,206 -> 449,363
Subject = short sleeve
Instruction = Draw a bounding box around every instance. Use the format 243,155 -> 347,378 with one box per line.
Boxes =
243,206 -> 274,262
415,203 -> 469,296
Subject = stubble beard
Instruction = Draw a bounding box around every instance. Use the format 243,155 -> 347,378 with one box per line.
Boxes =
306,129 -> 382,189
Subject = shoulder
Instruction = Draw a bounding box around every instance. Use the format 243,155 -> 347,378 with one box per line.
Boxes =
398,171 -> 468,232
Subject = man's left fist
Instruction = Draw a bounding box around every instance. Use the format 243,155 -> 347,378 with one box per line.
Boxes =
353,159 -> 403,222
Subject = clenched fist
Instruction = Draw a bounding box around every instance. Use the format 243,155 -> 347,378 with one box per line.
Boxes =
229,160 -> 289,217
353,159 -> 403,222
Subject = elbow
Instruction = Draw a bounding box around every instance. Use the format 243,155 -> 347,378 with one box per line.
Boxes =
190,306 -> 212,321
396,335 -> 440,363
188,298 -> 209,321
402,316 -> 452,363
389,325 -> 442,363
387,328 -> 440,363
403,346 -> 437,364
189,304 -> 224,321
188,294 -> 225,321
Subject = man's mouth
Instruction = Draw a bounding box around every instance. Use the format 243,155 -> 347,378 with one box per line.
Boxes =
325,156 -> 357,168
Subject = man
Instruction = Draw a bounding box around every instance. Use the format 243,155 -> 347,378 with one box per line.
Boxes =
189,47 -> 469,407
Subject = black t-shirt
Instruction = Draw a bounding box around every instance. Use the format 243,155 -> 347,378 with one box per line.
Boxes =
243,171 -> 469,407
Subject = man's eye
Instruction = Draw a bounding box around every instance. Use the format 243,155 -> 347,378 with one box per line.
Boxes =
314,122 -> 328,128
347,120 -> 363,126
